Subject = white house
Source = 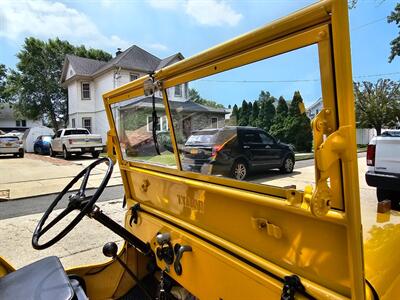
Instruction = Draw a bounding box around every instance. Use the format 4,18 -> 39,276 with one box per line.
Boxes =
0,103 -> 42,133
60,45 -> 189,143
306,97 -> 323,119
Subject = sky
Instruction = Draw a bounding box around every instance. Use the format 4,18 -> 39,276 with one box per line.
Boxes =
0,0 -> 399,108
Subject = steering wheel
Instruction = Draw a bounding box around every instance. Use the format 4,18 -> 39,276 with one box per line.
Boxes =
32,157 -> 114,250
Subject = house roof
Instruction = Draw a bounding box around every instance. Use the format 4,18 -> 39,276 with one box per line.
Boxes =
61,45 -> 184,83
120,97 -> 227,114
65,55 -> 107,77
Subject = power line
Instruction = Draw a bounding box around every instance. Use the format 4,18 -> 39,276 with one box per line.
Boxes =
351,16 -> 387,31
197,72 -> 400,84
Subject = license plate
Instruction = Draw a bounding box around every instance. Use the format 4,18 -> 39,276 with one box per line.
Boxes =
5,143 -> 12,147
84,148 -> 91,151
190,149 -> 199,155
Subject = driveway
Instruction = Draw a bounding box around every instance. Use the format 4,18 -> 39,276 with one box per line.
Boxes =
0,153 -> 122,200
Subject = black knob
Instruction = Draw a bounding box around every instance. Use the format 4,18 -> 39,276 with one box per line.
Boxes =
103,242 -> 118,258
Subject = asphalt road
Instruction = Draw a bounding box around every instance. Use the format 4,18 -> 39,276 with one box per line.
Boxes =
0,184 -> 124,220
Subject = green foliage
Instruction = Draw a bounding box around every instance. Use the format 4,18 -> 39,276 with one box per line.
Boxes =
354,79 -> 400,135
188,88 -> 224,109
4,37 -> 112,130
269,91 -> 312,152
250,101 -> 260,126
230,104 -> 239,125
388,3 -> 400,62
258,93 -> 276,132
0,64 -> 7,103
238,100 -> 249,125
276,96 -> 288,116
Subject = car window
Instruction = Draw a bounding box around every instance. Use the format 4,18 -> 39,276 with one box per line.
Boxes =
259,132 -> 274,144
42,136 -> 52,142
242,132 -> 262,144
64,129 -> 89,136
186,130 -> 219,145
55,130 -> 62,138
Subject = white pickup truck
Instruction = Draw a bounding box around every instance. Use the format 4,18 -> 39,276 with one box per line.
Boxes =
50,128 -> 103,160
366,130 -> 400,202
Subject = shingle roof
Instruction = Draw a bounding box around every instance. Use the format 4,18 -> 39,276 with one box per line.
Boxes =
120,97 -> 227,114
61,45 -> 183,83
65,54 -> 107,76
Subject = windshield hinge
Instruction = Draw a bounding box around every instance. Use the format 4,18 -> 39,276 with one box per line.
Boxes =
281,275 -> 305,300
143,77 -> 162,96
306,109 -> 354,216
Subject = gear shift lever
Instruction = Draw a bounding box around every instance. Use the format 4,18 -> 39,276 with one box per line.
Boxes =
102,242 -> 153,299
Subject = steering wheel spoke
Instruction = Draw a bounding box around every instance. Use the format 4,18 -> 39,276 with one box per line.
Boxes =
79,168 -> 91,196
40,205 -> 75,236
32,158 -> 113,250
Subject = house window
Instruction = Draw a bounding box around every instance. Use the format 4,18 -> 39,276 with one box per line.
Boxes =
81,82 -> 91,99
15,120 -> 26,127
147,116 -> 161,132
130,73 -> 139,81
72,118 -> 76,128
174,85 -> 182,97
211,117 -> 218,128
82,118 -> 92,133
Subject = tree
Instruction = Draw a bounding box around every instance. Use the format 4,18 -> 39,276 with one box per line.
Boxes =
0,64 -> 7,103
289,91 -> 303,116
388,3 -> 400,62
5,37 -> 112,130
250,101 -> 260,126
230,104 -> 239,125
188,88 -> 224,109
258,96 -> 276,132
276,96 -> 288,117
238,100 -> 249,126
354,79 -> 400,135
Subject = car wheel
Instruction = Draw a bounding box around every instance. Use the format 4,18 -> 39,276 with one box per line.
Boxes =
37,147 -> 42,155
13,154 -> 18,158
63,147 -> 71,160
49,147 -> 55,157
280,156 -> 294,174
231,160 -> 248,180
34,147 -> 38,154
92,151 -> 100,158
19,152 -> 24,158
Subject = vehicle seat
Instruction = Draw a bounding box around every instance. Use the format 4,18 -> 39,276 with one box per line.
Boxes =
0,256 -> 87,300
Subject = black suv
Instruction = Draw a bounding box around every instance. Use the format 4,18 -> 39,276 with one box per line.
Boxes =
182,126 -> 295,180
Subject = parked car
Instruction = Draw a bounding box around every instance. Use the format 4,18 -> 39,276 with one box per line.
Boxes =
33,135 -> 52,155
366,130 -> 400,202
50,128 -> 103,160
0,135 -> 24,158
182,126 -> 295,180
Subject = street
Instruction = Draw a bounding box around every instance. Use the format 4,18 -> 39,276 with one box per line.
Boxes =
0,152 -> 380,270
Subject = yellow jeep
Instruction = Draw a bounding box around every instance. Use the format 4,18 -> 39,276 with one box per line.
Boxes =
1,0 -> 397,299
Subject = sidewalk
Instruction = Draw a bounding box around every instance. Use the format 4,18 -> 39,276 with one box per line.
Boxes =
0,198 -> 125,270
0,154 -> 122,200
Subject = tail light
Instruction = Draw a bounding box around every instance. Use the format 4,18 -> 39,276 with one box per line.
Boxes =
211,145 -> 224,157
367,144 -> 375,166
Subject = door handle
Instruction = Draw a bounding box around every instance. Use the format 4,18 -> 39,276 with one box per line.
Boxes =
174,243 -> 192,275
265,145 -> 271,149
243,145 -> 250,149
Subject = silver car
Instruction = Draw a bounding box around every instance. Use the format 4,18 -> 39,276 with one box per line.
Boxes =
0,135 -> 24,158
